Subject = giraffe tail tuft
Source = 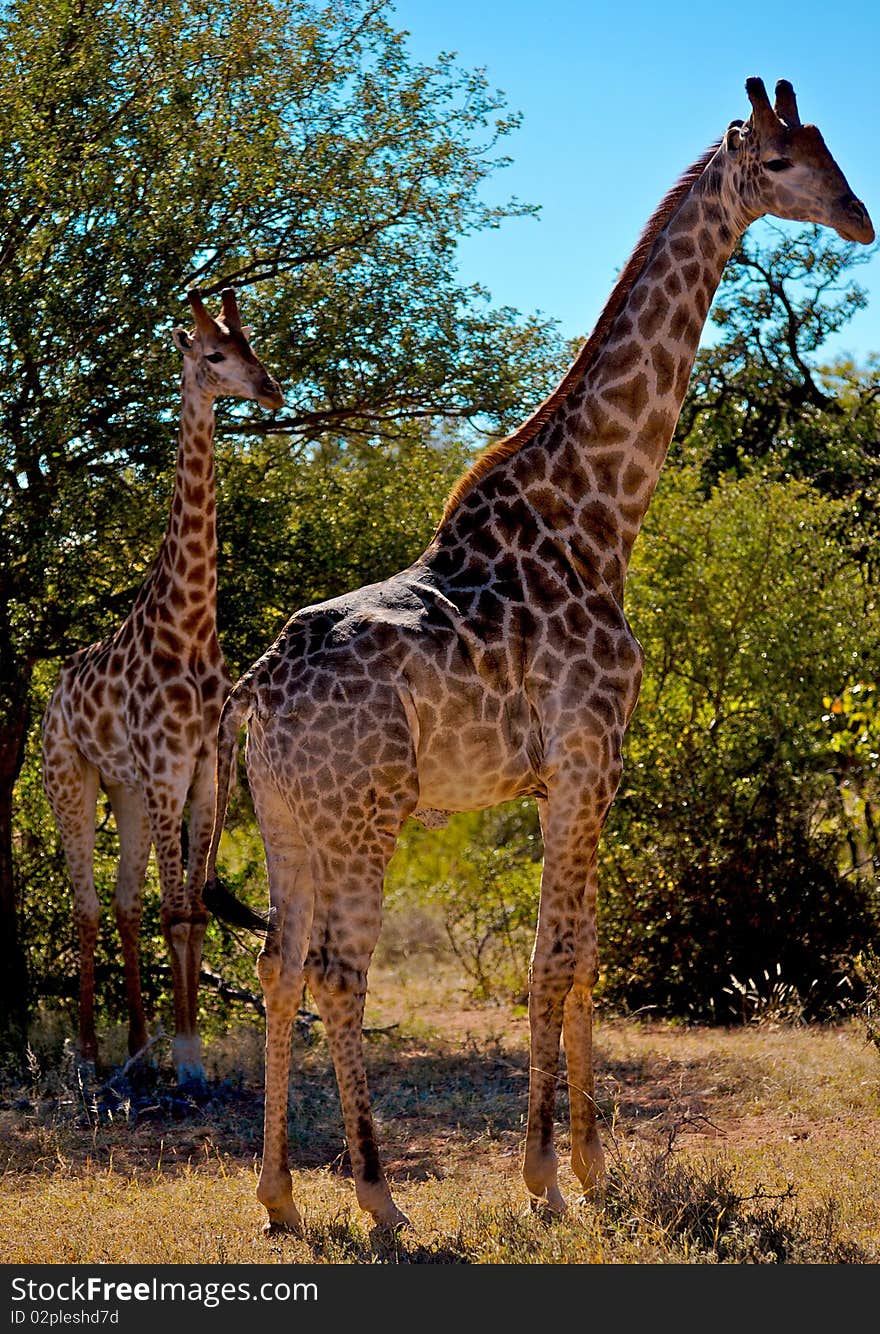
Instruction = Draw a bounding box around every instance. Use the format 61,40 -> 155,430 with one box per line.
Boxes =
203,875 -> 270,934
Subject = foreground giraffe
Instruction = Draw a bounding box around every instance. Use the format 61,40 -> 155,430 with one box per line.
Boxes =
205,79 -> 872,1228
42,289 -> 283,1087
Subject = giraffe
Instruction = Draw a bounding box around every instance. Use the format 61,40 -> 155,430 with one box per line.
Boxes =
204,78 -> 872,1229
42,288 -> 283,1088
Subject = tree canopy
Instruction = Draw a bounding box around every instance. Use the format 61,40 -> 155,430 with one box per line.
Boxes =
4,1 -> 880,1053
0,0 -> 564,1049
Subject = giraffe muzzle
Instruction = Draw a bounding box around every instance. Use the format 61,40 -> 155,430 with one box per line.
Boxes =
258,379 -> 285,410
836,195 -> 874,245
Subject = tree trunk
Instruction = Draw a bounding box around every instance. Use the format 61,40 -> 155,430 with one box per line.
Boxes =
0,683 -> 30,1060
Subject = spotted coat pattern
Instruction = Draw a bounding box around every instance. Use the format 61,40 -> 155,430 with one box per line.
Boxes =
41,290 -> 283,1085
205,80 -> 873,1230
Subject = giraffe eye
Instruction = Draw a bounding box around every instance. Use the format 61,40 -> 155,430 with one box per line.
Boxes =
765,158 -> 792,173
205,351 -> 226,364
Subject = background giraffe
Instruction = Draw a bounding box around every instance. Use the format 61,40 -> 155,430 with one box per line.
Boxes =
205,79 -> 872,1228
42,288 -> 283,1087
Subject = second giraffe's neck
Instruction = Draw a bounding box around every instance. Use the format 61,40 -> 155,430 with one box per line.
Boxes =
157,364 -> 218,619
440,146 -> 746,601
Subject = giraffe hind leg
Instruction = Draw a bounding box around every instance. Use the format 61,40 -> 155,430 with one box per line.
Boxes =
42,726 -> 101,1067
253,801 -> 315,1235
305,858 -> 409,1232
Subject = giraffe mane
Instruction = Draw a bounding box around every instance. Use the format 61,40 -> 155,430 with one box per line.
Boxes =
440,139 -> 723,522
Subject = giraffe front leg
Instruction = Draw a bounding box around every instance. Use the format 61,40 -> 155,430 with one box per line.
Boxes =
146,781 -> 205,1088
181,755 -> 218,1054
106,784 -> 151,1058
75,893 -> 101,1071
523,777 -> 613,1215
563,853 -> 605,1201
161,910 -> 205,1087
42,741 -> 100,1071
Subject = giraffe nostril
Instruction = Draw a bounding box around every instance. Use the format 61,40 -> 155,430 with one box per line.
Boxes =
848,198 -> 874,241
845,196 -> 869,224
258,378 -> 284,408
836,195 -> 874,243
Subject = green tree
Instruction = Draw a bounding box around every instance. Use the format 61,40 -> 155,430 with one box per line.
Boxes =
819,681 -> 880,881
599,467 -> 880,1018
676,223 -> 880,491
0,0 -> 564,1052
216,430 -> 474,668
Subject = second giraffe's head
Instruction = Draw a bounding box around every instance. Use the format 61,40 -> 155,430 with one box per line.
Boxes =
721,77 -> 873,244
172,288 -> 285,410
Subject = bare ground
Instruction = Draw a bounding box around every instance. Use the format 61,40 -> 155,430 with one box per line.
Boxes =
2,961 -> 879,1263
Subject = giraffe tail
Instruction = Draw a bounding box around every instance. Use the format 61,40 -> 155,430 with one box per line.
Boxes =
202,677 -> 269,935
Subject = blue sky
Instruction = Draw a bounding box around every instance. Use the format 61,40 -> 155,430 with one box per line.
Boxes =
391,0 -> 880,365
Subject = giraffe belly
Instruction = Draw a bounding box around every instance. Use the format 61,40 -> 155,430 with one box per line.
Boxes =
405,678 -> 539,812
415,760 -> 538,812
413,712 -> 538,811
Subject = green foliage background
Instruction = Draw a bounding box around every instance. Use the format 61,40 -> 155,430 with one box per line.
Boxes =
4,0 -> 880,1052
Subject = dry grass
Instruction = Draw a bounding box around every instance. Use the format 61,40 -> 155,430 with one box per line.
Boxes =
2,960 -> 880,1264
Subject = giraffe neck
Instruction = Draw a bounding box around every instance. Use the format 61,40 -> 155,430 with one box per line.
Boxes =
436,151 -> 747,602
156,363 -> 218,627
563,167 -> 744,587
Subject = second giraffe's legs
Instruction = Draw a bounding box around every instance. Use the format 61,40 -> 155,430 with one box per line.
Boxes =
181,755 -> 218,1044
144,776 -> 205,1085
42,729 -> 100,1066
49,763 -> 100,1061
106,783 -> 151,1056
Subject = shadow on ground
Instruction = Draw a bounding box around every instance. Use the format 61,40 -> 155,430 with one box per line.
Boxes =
0,1025 -> 747,1182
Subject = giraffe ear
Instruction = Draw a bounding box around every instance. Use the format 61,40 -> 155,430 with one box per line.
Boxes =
172,327 -> 195,356
724,120 -> 744,152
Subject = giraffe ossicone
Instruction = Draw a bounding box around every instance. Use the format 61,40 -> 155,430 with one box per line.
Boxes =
204,77 -> 872,1230
42,287 -> 283,1088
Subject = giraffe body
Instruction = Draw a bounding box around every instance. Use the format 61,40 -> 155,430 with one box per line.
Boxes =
205,79 -> 873,1228
42,289 -> 283,1085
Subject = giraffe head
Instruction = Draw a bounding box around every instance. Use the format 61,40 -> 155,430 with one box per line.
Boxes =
721,77 -> 873,244
172,288 -> 285,409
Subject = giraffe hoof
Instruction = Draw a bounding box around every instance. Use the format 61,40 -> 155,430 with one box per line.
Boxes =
261,1202 -> 304,1236
527,1188 -> 568,1220
368,1217 -> 411,1251
262,1217 -> 302,1238
574,1165 -> 607,1209
572,1134 -> 606,1198
370,1205 -> 411,1234
175,1065 -> 209,1100
575,1187 -> 605,1214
